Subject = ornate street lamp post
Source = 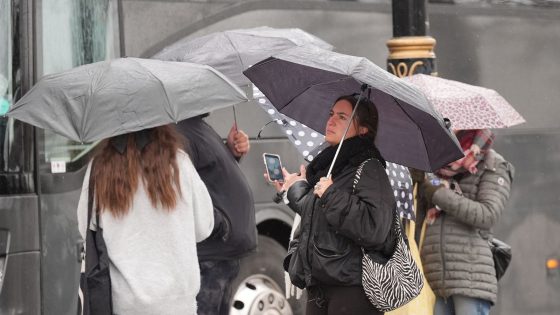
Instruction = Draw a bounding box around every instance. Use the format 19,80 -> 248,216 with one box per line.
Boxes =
387,0 -> 437,77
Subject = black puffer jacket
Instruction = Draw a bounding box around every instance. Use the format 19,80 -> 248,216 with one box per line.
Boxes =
284,143 -> 397,288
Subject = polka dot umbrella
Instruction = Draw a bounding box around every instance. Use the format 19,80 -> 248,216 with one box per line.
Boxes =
255,89 -> 415,220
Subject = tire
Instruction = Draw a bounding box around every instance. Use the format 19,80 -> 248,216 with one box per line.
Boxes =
230,235 -> 307,315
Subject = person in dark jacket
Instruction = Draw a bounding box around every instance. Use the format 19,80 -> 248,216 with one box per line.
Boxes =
176,115 -> 257,315
417,129 -> 514,315
272,95 -> 397,315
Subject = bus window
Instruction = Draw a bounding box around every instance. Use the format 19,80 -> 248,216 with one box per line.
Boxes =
39,0 -> 120,170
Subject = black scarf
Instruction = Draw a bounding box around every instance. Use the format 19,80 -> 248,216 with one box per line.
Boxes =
306,136 -> 386,186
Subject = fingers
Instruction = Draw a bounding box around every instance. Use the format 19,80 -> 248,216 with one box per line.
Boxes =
234,140 -> 250,154
299,164 -> 306,177
319,176 -> 332,185
228,129 -> 250,156
263,172 -> 284,192
314,176 -> 333,198
282,167 -> 290,178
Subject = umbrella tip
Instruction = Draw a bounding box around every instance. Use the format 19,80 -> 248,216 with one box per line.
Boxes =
443,118 -> 452,130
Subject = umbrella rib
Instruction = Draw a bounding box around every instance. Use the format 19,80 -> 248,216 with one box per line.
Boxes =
223,33 -> 246,73
281,76 -> 353,111
131,59 -> 175,120
81,62 -> 110,143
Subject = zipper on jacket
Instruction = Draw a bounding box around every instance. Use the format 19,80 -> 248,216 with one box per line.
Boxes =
440,213 -> 447,301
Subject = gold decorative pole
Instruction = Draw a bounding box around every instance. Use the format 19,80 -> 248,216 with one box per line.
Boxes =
387,36 -> 437,77
386,3 -> 438,312
387,0 -> 437,77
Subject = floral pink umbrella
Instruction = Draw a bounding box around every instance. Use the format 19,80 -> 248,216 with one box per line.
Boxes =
403,74 -> 525,130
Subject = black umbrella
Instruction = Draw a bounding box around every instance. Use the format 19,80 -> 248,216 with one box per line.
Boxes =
244,46 -> 462,172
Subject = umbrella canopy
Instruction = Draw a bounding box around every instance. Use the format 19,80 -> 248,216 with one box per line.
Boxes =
403,74 -> 525,130
7,57 -> 248,143
152,26 -> 333,86
256,93 -> 416,220
244,46 -> 463,172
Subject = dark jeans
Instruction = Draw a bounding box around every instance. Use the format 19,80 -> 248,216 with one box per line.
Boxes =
196,259 -> 241,315
306,285 -> 383,315
435,295 -> 491,315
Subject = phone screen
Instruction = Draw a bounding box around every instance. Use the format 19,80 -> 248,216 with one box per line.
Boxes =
264,153 -> 284,182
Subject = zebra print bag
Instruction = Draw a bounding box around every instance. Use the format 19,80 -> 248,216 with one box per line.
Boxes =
353,159 -> 424,312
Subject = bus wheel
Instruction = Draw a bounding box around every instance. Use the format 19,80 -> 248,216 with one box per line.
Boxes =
230,235 -> 305,315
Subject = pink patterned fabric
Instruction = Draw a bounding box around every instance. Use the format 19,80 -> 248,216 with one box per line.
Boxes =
404,74 -> 525,130
437,129 -> 494,178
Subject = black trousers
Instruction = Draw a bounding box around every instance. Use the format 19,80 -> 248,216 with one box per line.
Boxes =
306,285 -> 383,315
196,259 -> 240,315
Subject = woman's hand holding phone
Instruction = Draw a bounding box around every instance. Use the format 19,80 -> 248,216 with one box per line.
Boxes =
280,165 -> 307,192
264,164 -> 307,193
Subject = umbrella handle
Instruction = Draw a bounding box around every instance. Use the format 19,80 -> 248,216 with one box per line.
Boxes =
232,106 -> 238,131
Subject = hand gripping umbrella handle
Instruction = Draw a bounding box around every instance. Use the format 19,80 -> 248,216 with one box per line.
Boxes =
326,84 -> 369,178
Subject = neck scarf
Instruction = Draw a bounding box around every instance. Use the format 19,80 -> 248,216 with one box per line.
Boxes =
306,136 -> 386,186
437,129 -> 495,179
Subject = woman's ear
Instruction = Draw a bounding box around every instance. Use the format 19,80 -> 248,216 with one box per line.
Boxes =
359,126 -> 369,136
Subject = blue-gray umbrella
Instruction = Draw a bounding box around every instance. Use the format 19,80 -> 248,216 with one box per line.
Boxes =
7,57 -> 248,142
244,46 -> 463,172
152,26 -> 333,87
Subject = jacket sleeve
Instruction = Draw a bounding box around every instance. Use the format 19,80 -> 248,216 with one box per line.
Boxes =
432,159 -> 514,230
286,180 -> 312,215
184,140 -> 229,241
181,152 -> 214,242
319,160 -> 395,248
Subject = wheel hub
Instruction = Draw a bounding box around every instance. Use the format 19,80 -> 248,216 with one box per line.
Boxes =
230,275 -> 292,315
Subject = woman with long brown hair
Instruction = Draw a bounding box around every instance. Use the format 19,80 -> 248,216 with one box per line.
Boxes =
77,125 -> 213,315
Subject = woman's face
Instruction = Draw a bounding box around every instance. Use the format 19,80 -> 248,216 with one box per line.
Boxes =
325,99 -> 365,146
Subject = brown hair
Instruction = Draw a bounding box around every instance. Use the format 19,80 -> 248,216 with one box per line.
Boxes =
92,125 -> 184,217
334,94 -> 379,141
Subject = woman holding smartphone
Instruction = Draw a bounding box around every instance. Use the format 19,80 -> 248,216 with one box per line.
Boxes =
271,94 -> 396,315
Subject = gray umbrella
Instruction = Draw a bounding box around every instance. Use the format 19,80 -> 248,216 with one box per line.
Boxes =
152,26 -> 333,86
7,57 -> 248,143
244,46 -> 463,172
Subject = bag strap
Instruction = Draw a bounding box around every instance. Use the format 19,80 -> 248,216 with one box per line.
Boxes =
87,160 -> 98,231
353,159 -> 405,253
352,158 -> 373,193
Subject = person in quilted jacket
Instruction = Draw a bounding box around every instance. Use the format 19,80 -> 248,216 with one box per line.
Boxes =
417,129 -> 514,315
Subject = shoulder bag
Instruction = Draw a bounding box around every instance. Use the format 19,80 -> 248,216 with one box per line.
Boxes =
354,159 -> 424,312
80,161 -> 113,315
489,237 -> 512,280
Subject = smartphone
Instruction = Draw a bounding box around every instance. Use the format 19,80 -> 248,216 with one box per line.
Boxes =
263,153 -> 284,183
